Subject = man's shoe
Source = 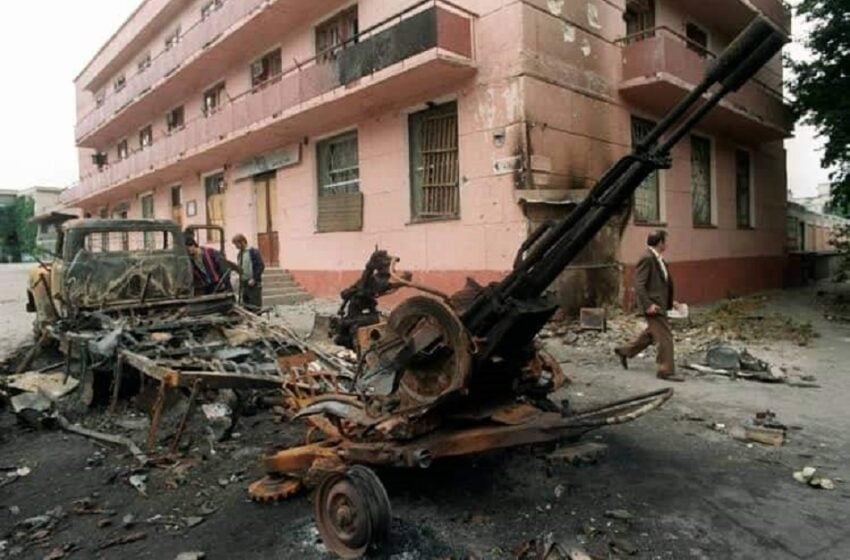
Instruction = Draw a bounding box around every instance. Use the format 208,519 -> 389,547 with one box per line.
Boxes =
614,349 -> 628,370
657,372 -> 685,382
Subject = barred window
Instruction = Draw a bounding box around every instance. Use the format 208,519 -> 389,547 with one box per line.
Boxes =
736,149 -> 752,228
691,135 -> 712,226
630,116 -> 660,223
624,0 -> 655,43
251,49 -> 282,87
317,131 -> 360,196
409,101 -> 460,221
84,230 -> 174,253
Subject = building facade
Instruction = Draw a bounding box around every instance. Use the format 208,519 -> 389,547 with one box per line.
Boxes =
62,0 -> 793,309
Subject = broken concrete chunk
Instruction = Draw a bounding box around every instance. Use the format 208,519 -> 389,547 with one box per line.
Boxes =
128,474 -> 148,496
793,466 -> 835,490
4,372 -> 79,400
706,345 -> 740,370
10,391 -> 53,414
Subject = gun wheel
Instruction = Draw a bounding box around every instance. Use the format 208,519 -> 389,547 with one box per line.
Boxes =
314,466 -> 391,559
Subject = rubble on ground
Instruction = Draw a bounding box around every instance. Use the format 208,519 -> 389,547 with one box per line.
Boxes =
793,466 -> 835,490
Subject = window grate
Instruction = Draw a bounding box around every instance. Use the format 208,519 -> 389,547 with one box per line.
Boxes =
631,116 -> 660,223
410,103 -> 459,220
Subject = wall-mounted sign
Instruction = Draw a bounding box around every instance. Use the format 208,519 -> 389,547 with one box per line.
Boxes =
233,144 -> 301,181
186,200 -> 198,217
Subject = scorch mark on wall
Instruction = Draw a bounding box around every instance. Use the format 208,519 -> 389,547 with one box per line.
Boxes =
586,3 -> 602,30
562,22 -> 576,43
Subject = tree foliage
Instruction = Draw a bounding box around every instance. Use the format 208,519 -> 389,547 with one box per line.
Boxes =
0,196 -> 36,261
789,0 -> 850,215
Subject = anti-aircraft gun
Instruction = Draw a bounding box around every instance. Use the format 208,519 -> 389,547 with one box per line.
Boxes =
252,17 -> 787,558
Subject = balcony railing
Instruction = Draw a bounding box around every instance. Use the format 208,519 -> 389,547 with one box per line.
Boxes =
62,0 -> 475,206
618,26 -> 792,137
76,0 -> 270,143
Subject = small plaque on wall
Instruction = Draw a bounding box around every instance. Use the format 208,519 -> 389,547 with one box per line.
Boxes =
186,200 -> 197,217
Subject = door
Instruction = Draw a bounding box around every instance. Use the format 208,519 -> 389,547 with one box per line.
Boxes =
254,173 -> 279,267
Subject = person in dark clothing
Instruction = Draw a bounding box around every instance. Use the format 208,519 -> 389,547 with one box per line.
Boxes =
185,235 -> 232,295
615,230 -> 685,382
231,234 -> 265,311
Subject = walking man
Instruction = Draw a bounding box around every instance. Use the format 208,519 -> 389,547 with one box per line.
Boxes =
232,234 -> 265,311
185,235 -> 232,295
615,230 -> 685,382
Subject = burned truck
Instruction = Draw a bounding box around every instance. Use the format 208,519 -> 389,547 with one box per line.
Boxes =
21,218 -> 345,450
245,16 -> 788,559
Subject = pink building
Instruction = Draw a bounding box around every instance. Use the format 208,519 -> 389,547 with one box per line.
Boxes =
62,0 -> 793,310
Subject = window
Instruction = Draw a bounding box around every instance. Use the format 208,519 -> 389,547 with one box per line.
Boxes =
137,53 -> 151,73
201,0 -> 222,20
171,185 -> 183,226
624,0 -> 655,42
113,74 -> 126,93
139,126 -> 153,149
92,152 -> 108,170
204,173 -> 225,242
84,230 -> 174,253
409,102 -> 460,220
250,49 -> 282,87
736,150 -> 752,228
631,116 -> 660,223
686,23 -> 709,57
165,26 -> 181,51
316,131 -> 362,232
203,82 -> 226,116
166,106 -> 185,133
95,90 -> 105,108
316,7 -> 359,62
690,135 -> 712,226
117,139 -> 129,161
317,131 -> 360,195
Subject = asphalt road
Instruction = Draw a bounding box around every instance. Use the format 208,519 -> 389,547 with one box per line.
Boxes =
1,280 -> 849,559
0,264 -> 35,364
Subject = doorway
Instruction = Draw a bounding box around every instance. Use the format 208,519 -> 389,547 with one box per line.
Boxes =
254,172 -> 279,267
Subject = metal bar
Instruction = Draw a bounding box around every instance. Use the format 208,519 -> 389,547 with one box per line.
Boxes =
169,379 -> 202,455
147,381 -> 168,451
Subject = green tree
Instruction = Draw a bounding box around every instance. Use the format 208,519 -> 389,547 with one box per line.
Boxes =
789,0 -> 850,215
0,196 -> 36,262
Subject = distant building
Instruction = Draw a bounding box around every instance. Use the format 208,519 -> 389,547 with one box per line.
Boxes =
0,187 -> 64,258
61,0 -> 793,309
786,201 -> 849,254
791,183 -> 834,216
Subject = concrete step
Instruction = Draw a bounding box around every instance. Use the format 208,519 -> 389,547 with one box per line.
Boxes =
260,268 -> 312,306
264,292 -> 312,306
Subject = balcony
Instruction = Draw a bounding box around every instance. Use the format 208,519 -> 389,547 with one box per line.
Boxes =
75,0 -> 351,146
618,27 -> 793,143
62,1 -> 476,207
673,0 -> 791,36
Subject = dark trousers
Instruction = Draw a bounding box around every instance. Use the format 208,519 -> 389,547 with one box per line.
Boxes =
240,283 -> 263,311
617,315 -> 675,375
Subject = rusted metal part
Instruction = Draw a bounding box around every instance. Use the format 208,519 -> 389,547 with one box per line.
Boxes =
248,476 -> 303,502
169,379 -> 202,455
147,380 -> 168,451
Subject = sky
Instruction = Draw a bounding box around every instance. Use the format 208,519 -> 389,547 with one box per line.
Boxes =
0,1 -> 832,197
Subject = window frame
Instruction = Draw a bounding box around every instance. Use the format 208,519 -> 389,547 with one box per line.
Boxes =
203,82 -> 226,116
630,115 -> 663,224
113,74 -> 126,93
203,171 -> 226,242
165,26 -> 181,51
316,130 -> 361,197
139,125 -> 153,149
735,148 -> 754,229
166,105 -> 185,133
250,48 -> 282,88
137,52 -> 152,73
685,22 -> 709,57
116,139 -> 129,161
315,6 -> 359,63
408,101 -> 461,222
201,0 -> 223,20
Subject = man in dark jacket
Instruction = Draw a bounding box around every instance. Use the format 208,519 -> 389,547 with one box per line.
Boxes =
232,234 -> 265,311
185,235 -> 232,295
615,230 -> 684,382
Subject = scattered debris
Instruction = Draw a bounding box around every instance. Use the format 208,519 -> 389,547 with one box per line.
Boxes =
686,345 -> 786,383
604,509 -> 633,521
515,532 -> 590,560
548,442 -> 608,465
175,553 -> 206,560
98,531 -> 147,550
793,467 -> 835,490
579,308 -> 606,331
129,474 -> 148,496
55,413 -> 150,466
2,371 -> 79,399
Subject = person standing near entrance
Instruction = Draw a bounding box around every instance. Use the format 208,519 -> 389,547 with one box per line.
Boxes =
615,230 -> 685,382
232,234 -> 265,311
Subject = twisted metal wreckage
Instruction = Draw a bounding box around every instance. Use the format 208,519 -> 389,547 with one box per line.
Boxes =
22,16 -> 785,559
